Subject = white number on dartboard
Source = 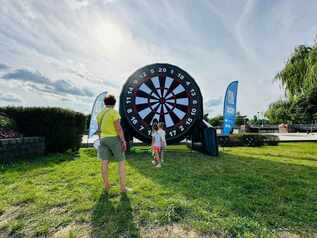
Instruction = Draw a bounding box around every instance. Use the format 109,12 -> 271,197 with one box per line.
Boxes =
169,130 -> 177,136
158,67 -> 167,73
186,117 -> 193,125
130,116 -> 138,125
177,73 -> 184,80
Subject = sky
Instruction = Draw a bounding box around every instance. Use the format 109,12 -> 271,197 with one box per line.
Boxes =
0,0 -> 317,117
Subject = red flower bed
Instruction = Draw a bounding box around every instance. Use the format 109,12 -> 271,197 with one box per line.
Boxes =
0,128 -> 20,139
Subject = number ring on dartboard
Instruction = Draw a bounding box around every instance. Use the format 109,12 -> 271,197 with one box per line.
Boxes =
119,63 -> 203,144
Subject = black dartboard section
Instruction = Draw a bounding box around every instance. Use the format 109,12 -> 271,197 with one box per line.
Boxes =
120,63 -> 203,144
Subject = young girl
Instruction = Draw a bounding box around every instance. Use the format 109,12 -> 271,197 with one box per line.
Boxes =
158,122 -> 166,163
151,123 -> 162,168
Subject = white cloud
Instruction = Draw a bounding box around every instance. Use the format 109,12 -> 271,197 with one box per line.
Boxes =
0,93 -> 22,103
234,0 -> 258,62
205,97 -> 223,107
0,0 -> 316,115
2,68 -> 94,97
0,63 -> 10,70
204,97 -> 223,116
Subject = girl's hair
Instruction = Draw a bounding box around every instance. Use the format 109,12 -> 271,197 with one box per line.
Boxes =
158,122 -> 164,129
152,123 -> 158,131
104,95 -> 116,106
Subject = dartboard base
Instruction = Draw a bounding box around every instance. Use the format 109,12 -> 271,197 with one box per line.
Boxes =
187,120 -> 219,156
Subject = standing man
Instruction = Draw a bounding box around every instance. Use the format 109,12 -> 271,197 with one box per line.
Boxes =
97,95 -> 127,193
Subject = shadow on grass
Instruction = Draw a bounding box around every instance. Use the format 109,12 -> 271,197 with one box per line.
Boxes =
223,143 -> 317,163
91,191 -> 139,238
243,151 -> 317,162
127,150 -> 317,232
0,152 -> 79,172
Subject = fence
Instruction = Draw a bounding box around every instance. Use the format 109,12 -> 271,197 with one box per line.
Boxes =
0,137 -> 45,162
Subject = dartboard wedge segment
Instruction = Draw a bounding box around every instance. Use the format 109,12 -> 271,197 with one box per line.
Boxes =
119,63 -> 203,144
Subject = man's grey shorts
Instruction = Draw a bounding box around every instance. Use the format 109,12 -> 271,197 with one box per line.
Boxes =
98,137 -> 125,161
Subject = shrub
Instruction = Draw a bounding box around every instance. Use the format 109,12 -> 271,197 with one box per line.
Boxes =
217,133 -> 279,147
235,134 -> 265,147
262,134 -> 279,146
218,135 -> 238,147
0,114 -> 16,129
0,114 -> 20,139
0,107 -> 86,153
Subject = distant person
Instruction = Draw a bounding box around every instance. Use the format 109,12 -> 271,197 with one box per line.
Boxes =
157,122 -> 166,163
151,123 -> 162,168
97,95 -> 127,193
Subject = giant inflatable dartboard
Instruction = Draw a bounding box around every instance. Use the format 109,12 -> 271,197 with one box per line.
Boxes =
120,63 -> 203,144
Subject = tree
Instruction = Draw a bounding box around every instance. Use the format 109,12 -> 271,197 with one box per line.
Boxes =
267,40 -> 317,124
265,100 -> 292,124
265,85 -> 317,124
208,112 -> 248,127
275,45 -> 312,98
292,84 -> 317,123
209,115 -> 223,127
249,115 -> 258,125
235,112 -> 249,126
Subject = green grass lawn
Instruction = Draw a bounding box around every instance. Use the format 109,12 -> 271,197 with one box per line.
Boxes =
0,143 -> 317,237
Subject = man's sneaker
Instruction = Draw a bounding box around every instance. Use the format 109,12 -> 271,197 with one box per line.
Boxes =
121,187 -> 133,193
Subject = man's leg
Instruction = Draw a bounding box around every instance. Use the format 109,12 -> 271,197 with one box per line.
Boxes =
119,160 -> 126,192
99,138 -> 112,191
101,160 -> 110,191
111,137 -> 127,192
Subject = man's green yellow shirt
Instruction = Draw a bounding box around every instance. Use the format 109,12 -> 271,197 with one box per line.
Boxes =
97,108 -> 121,138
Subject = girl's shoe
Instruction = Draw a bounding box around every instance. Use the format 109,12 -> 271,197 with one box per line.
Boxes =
155,163 -> 162,168
152,160 -> 156,165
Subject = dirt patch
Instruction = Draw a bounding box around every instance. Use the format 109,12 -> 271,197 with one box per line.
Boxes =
0,228 -> 11,238
49,206 -> 68,216
0,205 -> 27,238
0,205 -> 24,228
51,222 -> 91,238
278,231 -> 317,238
140,224 -> 223,238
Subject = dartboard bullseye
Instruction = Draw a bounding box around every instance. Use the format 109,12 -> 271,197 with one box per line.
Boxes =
119,63 -> 203,144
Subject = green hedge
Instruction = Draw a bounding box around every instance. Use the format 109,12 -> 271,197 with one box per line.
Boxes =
0,107 -> 86,153
0,114 -> 16,129
218,133 -> 279,147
